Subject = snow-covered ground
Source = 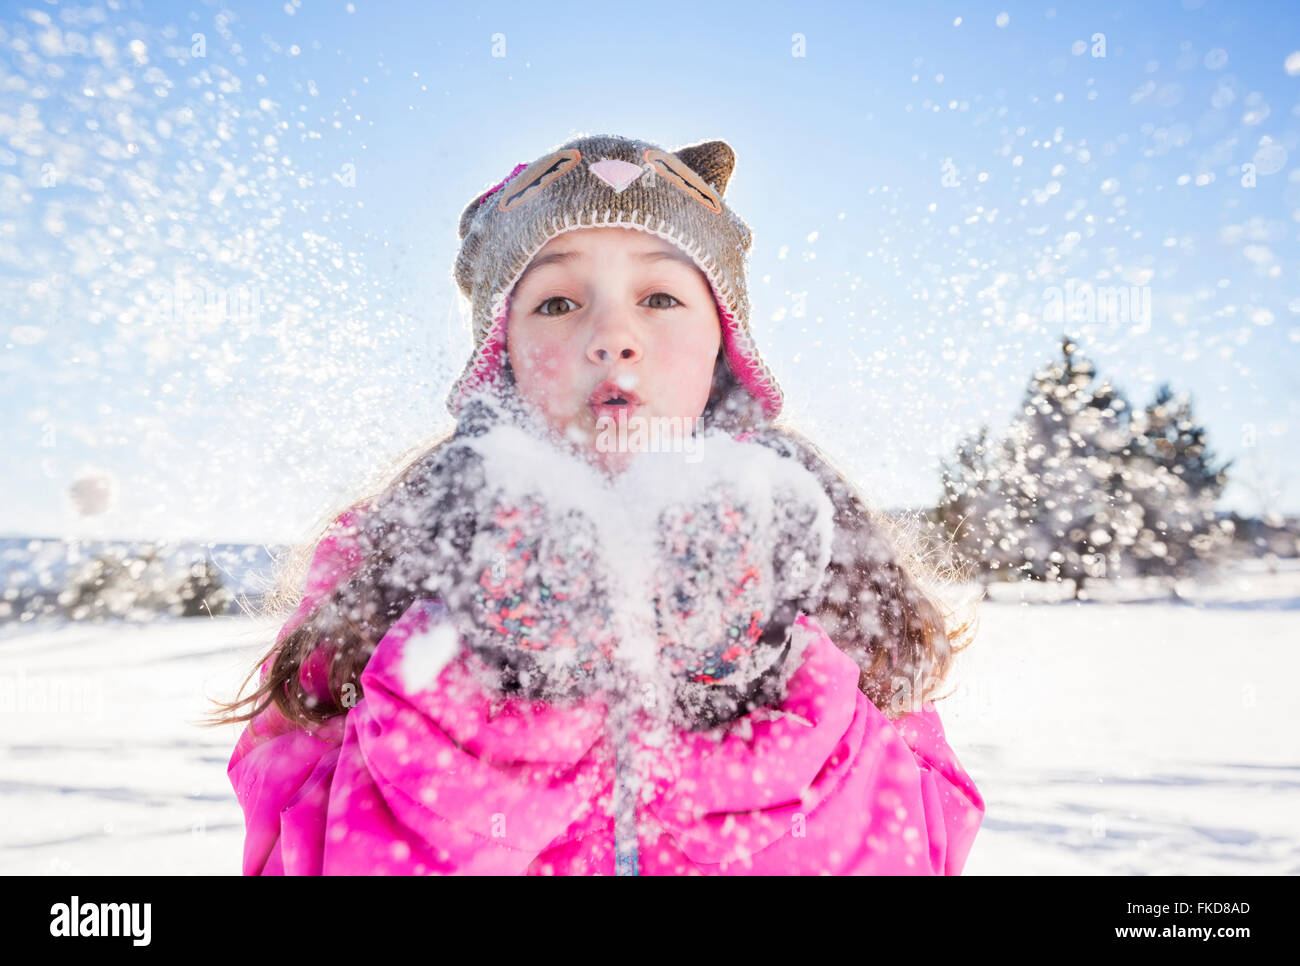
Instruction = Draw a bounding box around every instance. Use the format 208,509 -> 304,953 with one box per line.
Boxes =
2,558 -> 1298,875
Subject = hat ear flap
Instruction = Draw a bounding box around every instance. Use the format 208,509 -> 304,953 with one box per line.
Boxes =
673,140 -> 737,197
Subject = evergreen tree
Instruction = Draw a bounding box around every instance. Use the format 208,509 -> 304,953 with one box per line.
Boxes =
936,424 -> 997,580
934,337 -> 1235,597
59,546 -> 172,620
1001,336 -> 1138,596
176,557 -> 232,617
1123,384 -> 1234,586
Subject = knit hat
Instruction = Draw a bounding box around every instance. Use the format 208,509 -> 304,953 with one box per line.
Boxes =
448,133 -> 784,422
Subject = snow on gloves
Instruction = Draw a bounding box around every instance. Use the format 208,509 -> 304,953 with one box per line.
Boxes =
405,393 -> 623,701
641,448 -> 835,730
370,390 -> 836,730
650,473 -> 832,728
445,481 -> 622,701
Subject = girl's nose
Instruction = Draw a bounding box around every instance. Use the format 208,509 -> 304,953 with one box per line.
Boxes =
587,323 -> 642,364
590,343 -> 641,362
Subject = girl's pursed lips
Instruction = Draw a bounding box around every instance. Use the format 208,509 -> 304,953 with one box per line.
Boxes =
588,379 -> 644,407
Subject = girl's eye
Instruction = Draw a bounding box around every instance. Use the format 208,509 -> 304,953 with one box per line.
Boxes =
643,292 -> 682,310
533,293 -> 683,316
536,296 -> 576,317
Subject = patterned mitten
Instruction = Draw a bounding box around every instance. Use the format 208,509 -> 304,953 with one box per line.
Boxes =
444,486 -> 620,699
435,395 -> 622,700
352,391 -> 620,701
649,456 -> 833,731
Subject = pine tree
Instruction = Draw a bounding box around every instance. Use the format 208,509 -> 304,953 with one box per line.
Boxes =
59,546 -> 172,620
937,336 -> 1137,597
934,338 -> 1235,597
936,424 -> 996,580
1008,336 -> 1139,596
176,558 -> 232,617
1122,384 -> 1234,588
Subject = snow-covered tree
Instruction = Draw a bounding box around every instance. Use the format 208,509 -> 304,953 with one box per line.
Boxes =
1121,384 -> 1234,586
57,545 -> 232,620
59,547 -> 174,621
995,337 -> 1137,595
936,335 -> 1232,597
935,424 -> 999,581
176,557 -> 233,617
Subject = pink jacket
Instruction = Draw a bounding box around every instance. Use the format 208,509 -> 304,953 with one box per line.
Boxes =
228,509 -> 985,875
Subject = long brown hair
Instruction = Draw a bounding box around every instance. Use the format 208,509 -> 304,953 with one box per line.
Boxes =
203,351 -> 976,732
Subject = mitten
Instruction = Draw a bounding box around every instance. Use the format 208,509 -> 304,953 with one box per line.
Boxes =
347,391 -> 619,702
646,439 -> 834,731
443,486 -> 620,700
430,394 -> 622,700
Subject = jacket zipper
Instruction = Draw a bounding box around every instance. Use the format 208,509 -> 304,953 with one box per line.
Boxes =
613,716 -> 640,875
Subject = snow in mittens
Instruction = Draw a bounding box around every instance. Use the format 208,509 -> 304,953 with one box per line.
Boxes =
381,385 -> 835,737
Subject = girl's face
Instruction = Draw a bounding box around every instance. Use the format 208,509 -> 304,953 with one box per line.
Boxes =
505,226 -> 723,475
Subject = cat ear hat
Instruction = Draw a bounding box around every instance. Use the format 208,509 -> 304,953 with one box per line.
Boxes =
448,133 -> 784,422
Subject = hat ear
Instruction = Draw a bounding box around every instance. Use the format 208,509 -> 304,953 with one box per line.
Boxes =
457,195 -> 482,242
459,181 -> 506,241
458,162 -> 531,240
673,140 -> 737,197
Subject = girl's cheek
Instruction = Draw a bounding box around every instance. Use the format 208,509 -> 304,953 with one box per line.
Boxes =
680,369 -> 715,417
664,335 -> 720,415
518,342 -> 582,415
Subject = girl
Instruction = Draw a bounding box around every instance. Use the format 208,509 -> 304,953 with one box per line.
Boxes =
207,134 -> 985,875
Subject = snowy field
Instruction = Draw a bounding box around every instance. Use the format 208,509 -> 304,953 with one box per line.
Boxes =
2,558 -> 1297,876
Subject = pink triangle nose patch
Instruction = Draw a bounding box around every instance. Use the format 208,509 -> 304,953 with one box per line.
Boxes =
588,158 -> 645,193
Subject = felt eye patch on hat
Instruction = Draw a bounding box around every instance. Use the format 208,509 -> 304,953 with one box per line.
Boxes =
495,149 -> 582,213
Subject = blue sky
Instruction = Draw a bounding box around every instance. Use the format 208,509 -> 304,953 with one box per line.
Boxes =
2,0 -> 1298,543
